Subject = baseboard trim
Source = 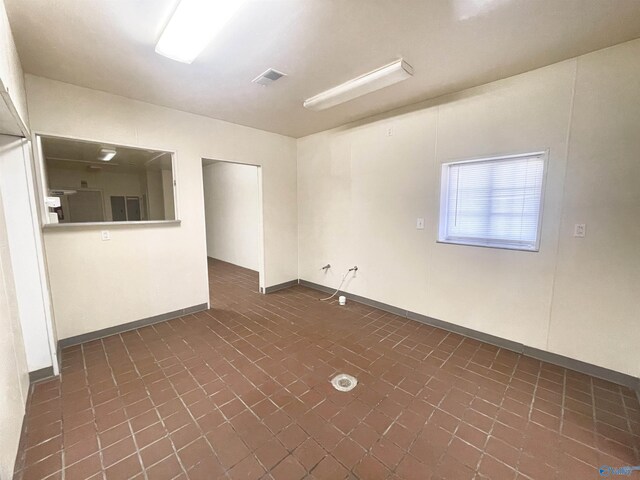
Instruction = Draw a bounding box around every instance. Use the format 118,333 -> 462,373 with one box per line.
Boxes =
56,342 -> 62,377
28,366 -> 55,384
262,279 -> 299,294
58,303 -> 209,349
299,279 -> 640,392
522,346 -> 640,391
407,310 -> 525,354
13,412 -> 27,477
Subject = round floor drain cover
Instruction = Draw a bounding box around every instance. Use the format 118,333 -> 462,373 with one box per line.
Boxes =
331,373 -> 357,392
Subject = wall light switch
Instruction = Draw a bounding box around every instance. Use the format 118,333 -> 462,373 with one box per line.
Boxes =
101,230 -> 111,241
416,218 -> 425,230
574,224 -> 586,238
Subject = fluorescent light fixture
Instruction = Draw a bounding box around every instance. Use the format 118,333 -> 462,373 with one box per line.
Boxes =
303,59 -> 414,111
97,148 -> 117,162
156,0 -> 248,64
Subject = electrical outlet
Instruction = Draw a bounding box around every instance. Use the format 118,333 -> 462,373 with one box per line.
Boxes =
574,224 -> 586,238
386,127 -> 393,136
416,218 -> 425,230
101,230 -> 111,241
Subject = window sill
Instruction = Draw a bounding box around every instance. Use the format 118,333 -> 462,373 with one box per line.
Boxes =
42,220 -> 181,230
436,240 -> 539,252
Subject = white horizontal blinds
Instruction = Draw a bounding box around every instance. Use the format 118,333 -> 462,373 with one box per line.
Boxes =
444,154 -> 544,249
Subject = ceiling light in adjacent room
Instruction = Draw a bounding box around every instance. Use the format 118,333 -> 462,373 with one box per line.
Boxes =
156,0 -> 248,64
303,59 -> 414,111
97,148 -> 117,161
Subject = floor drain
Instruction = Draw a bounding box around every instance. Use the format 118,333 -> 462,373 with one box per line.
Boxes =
331,373 -> 357,392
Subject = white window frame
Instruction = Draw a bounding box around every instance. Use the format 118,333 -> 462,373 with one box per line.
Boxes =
438,151 -> 548,252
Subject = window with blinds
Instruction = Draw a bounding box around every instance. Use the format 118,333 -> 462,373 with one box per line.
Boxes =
438,152 -> 546,251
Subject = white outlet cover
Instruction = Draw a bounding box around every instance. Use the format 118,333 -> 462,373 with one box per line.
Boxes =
101,230 -> 111,241
574,224 -> 586,237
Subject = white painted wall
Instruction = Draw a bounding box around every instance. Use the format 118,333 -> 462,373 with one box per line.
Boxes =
0,158 -> 29,479
546,40 -> 640,375
0,0 -> 28,134
0,135 -> 55,372
297,39 -> 640,377
203,162 -> 260,271
26,74 -> 298,341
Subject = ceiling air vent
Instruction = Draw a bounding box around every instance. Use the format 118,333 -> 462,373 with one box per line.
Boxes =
252,68 -> 287,86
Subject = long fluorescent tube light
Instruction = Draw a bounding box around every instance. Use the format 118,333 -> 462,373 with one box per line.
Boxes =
303,59 -> 414,111
156,0 -> 247,64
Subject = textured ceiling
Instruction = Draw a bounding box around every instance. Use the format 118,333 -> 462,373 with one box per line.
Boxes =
7,0 -> 640,137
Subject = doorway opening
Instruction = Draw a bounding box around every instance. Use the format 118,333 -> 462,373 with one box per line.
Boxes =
202,159 -> 265,304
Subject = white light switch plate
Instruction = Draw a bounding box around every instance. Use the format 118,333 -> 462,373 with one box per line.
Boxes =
101,230 -> 111,241
416,218 -> 425,230
574,224 -> 586,237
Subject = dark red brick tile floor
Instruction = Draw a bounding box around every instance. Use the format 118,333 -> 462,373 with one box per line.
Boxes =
13,259 -> 640,479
